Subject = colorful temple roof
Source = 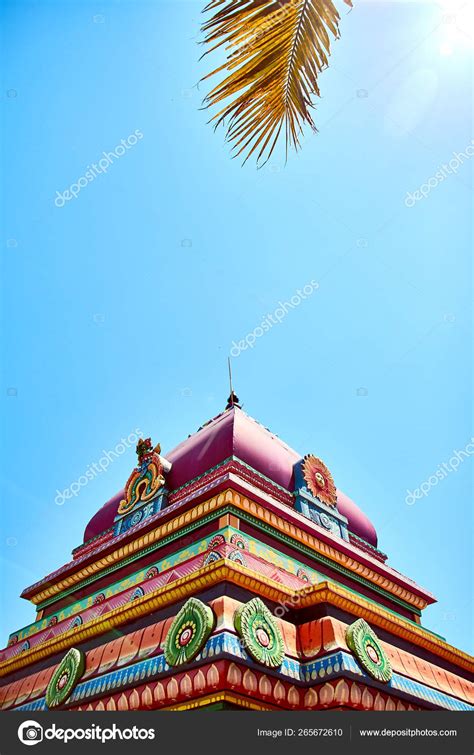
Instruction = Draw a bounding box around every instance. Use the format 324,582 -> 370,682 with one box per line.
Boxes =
0,401 -> 472,712
84,407 -> 378,547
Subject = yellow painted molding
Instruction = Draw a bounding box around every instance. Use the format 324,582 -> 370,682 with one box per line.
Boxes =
163,691 -> 276,711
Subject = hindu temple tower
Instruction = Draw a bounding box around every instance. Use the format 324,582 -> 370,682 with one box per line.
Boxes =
0,399 -> 472,711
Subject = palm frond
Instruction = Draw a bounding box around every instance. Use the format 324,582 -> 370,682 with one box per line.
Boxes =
201,0 -> 352,165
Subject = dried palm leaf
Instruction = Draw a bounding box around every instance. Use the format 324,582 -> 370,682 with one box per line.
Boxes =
201,0 -> 352,165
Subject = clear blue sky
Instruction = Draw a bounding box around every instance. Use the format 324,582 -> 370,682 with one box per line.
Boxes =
1,0 -> 472,654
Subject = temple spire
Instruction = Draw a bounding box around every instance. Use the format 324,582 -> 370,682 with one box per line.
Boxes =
226,357 -> 241,409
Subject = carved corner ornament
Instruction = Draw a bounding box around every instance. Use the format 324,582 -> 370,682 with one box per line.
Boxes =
117,437 -> 165,516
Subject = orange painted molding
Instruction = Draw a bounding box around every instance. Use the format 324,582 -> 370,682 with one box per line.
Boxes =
26,490 -> 428,612
0,562 -> 472,680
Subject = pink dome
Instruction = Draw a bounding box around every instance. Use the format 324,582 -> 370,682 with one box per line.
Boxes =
166,407 -> 301,490
83,490 -> 123,544
336,489 -> 378,547
83,407 -> 378,547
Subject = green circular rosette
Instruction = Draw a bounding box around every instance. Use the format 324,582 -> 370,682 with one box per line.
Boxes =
46,648 -> 85,708
234,597 -> 285,668
346,618 -> 392,683
164,597 -> 215,666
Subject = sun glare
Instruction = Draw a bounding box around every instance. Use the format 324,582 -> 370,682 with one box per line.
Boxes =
437,0 -> 474,56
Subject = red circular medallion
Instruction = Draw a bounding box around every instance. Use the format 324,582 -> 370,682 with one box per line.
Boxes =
366,644 -> 380,664
256,627 -> 270,647
57,673 -> 69,690
178,627 -> 193,647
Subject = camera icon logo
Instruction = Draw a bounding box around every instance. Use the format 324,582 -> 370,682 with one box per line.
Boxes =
18,720 -> 44,746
